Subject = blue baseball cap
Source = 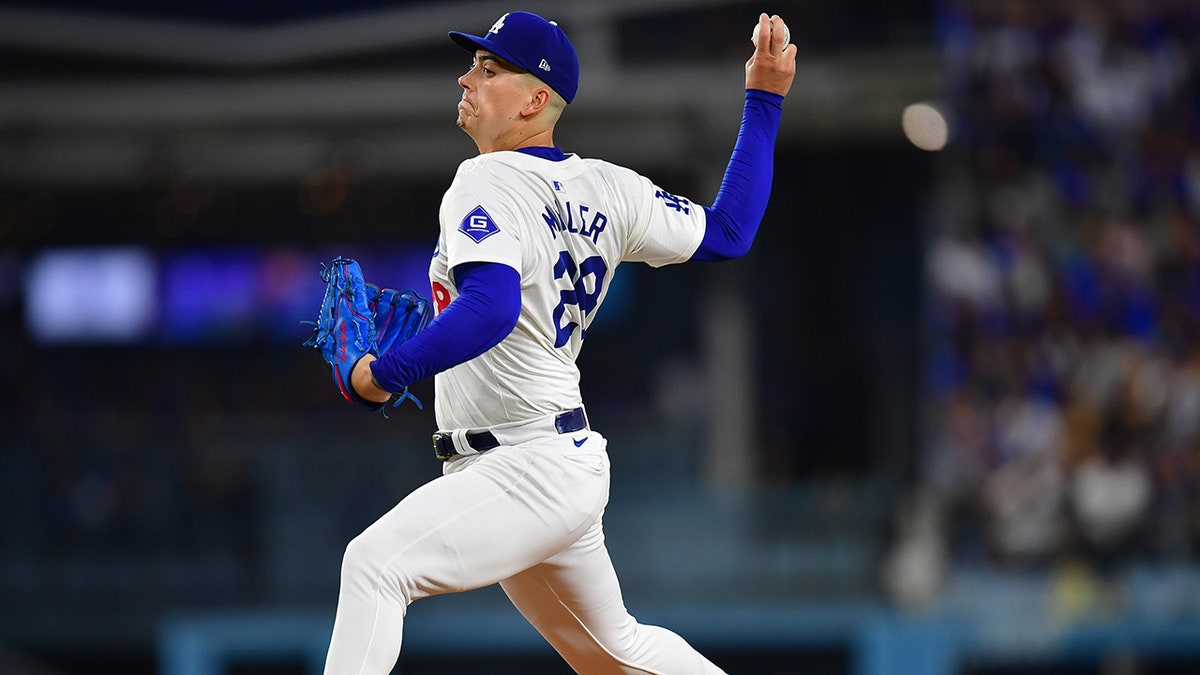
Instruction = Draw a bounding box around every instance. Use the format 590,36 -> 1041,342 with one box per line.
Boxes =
449,11 -> 580,104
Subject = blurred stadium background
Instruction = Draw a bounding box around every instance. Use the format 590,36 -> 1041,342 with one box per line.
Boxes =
3,0 -> 1200,673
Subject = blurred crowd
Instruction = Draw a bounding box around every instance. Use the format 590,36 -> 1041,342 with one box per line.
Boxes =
923,0 -> 1200,573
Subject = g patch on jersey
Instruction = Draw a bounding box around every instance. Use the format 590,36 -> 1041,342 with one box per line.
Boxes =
459,205 -> 500,243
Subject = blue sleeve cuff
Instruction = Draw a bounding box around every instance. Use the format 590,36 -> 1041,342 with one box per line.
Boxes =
693,89 -> 784,261
370,261 -> 521,392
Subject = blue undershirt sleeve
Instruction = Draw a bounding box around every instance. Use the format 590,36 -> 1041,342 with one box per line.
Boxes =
369,261 -> 521,393
693,88 -> 785,262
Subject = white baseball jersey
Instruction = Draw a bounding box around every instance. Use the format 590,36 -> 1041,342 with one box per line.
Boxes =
429,150 -> 706,430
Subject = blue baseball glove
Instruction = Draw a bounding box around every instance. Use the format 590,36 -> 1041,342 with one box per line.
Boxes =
303,257 -> 429,412
371,286 -> 432,358
368,284 -> 432,410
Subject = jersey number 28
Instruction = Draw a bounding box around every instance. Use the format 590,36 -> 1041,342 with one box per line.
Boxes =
552,251 -> 607,348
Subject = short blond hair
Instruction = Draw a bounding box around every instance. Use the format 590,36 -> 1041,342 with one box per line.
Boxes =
518,72 -> 567,122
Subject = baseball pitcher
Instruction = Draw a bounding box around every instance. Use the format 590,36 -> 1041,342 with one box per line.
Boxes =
315,10 -> 796,674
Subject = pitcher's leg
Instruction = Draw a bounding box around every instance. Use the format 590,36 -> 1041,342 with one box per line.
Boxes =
324,444 -> 607,675
501,519 -> 727,675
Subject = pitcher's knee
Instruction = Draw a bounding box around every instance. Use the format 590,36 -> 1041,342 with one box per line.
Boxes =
339,531 -> 418,606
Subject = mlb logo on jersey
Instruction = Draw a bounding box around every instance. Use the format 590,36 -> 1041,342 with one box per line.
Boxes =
459,205 -> 500,243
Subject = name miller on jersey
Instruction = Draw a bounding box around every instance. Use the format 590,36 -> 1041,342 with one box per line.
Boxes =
542,201 -> 608,244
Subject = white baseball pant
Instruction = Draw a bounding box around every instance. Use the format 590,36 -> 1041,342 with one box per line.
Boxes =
322,429 -> 726,674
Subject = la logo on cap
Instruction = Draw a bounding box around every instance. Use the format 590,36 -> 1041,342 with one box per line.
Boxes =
489,13 -> 508,34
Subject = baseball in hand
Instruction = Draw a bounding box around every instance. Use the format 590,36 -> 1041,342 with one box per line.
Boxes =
751,21 -> 790,51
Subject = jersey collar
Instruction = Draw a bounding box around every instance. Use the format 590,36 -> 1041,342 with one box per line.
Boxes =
514,146 -> 568,162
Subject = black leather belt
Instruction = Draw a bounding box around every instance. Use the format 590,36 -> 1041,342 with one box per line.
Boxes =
433,407 -> 588,461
